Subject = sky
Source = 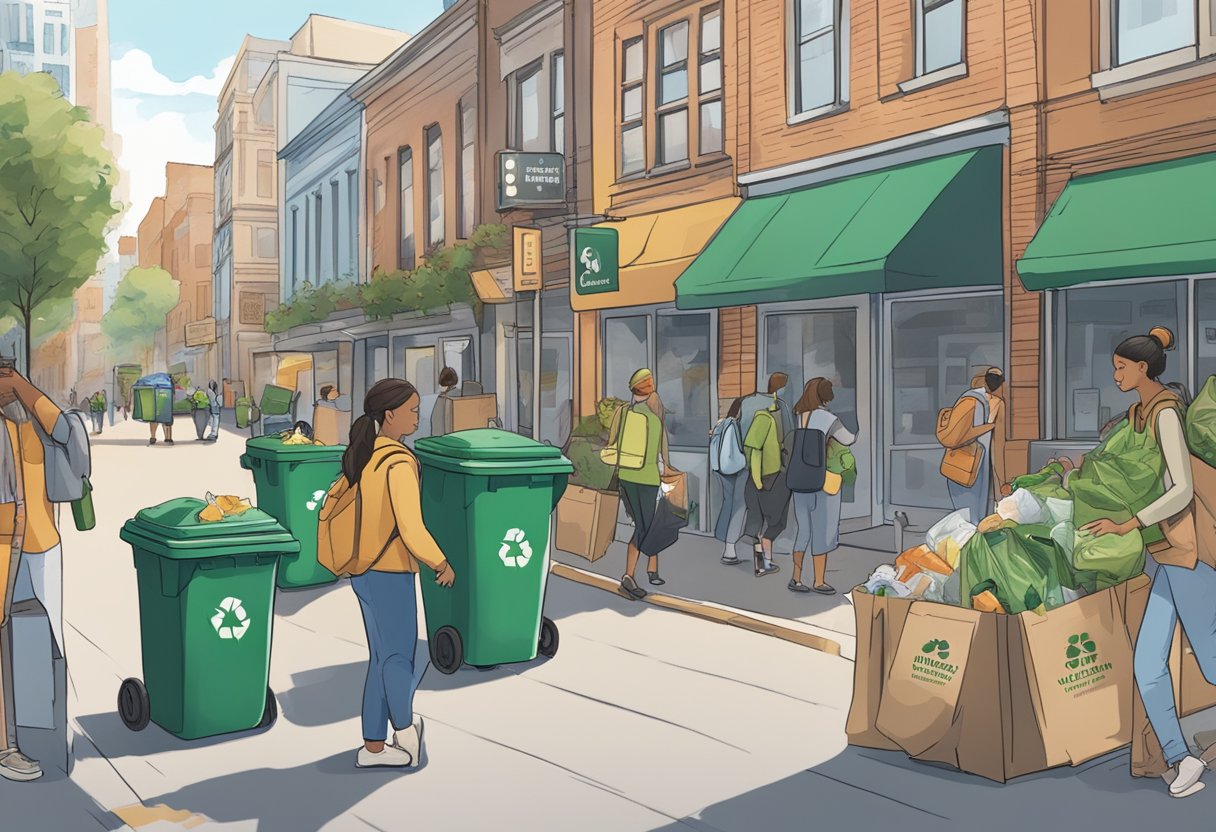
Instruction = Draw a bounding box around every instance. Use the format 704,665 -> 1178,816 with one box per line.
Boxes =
109,1 -> 445,236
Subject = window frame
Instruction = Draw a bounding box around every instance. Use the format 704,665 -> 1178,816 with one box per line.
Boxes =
698,7 -> 723,156
551,50 -> 565,157
655,19 -> 691,168
619,36 -> 646,177
914,0 -> 967,77
787,0 -> 850,120
1094,0 -> 1216,94
425,124 -> 445,251
511,60 -> 545,153
458,96 -> 476,240
398,146 -> 415,271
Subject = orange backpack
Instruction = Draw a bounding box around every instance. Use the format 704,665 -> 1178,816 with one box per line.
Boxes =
317,446 -> 413,577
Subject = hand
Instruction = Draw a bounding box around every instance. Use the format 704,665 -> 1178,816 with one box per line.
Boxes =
435,561 -> 455,588
1080,518 -> 1139,537
999,483 -> 1012,497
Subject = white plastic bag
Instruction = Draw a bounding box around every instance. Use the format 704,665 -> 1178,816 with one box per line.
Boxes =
925,509 -> 978,553
996,488 -> 1046,525
863,564 -> 914,597
1050,521 -> 1075,556
1045,497 -> 1073,526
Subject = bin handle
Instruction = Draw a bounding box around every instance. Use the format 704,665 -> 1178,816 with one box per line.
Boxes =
265,465 -> 280,487
239,454 -> 255,471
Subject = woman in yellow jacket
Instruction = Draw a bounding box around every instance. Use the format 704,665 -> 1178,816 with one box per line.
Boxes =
341,378 -> 456,770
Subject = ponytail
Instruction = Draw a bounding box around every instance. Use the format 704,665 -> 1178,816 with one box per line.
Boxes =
341,378 -> 419,484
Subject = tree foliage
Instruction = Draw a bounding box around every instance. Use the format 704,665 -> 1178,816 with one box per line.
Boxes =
101,267 -> 179,364
0,71 -> 120,372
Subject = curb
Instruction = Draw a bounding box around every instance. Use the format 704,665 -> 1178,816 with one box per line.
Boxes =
550,562 -> 843,658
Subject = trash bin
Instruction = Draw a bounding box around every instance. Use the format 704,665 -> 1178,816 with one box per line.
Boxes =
413,429 -> 572,674
132,386 -> 172,423
235,396 -> 257,429
240,436 -> 344,590
117,498 -> 300,740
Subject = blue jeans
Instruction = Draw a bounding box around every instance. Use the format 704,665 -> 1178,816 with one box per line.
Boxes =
1134,560 -> 1216,766
351,570 -> 420,742
713,471 -> 746,544
206,413 -> 220,438
946,446 -> 991,525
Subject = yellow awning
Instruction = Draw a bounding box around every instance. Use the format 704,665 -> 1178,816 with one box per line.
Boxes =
275,354 -> 313,389
471,266 -> 513,304
571,197 -> 740,312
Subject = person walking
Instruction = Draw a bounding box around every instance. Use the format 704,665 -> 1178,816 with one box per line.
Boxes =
788,378 -> 856,594
68,388 -> 76,409
741,387 -> 788,578
710,397 -> 748,565
610,368 -> 672,599
338,378 -> 456,770
739,373 -> 794,441
88,391 -> 106,435
939,367 -> 1007,524
1079,327 -> 1214,798
204,381 -> 222,441
429,368 -> 460,438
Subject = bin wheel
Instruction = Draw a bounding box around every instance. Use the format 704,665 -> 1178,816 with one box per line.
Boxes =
118,678 -> 150,732
539,617 -> 559,659
431,626 -> 463,675
257,687 -> 277,729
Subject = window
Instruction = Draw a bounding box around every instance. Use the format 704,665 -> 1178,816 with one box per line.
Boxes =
331,180 -> 340,279
289,207 -> 299,289
24,4 -> 32,45
257,150 -> 274,199
699,10 -> 723,154
197,284 -> 210,317
43,22 -> 52,53
458,98 -> 475,239
792,0 -> 845,114
256,227 -> 276,260
551,51 -> 565,156
314,193 -> 323,282
916,0 -> 965,76
1196,281 -> 1216,383
426,126 -> 444,250
1115,0 -> 1201,65
59,23 -> 66,55
346,170 -> 358,274
620,37 -> 644,176
398,147 -> 415,269
43,63 -> 68,97
513,63 -> 544,152
656,21 -> 690,166
304,199 -> 311,283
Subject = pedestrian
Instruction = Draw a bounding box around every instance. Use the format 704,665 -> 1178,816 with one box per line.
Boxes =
1077,327 -> 1213,798
429,367 -> 460,438
205,380 -> 222,441
938,367 -> 1007,525
710,397 -> 748,565
741,383 -> 788,578
68,388 -> 76,409
89,391 -> 105,435
149,383 -> 174,446
608,368 -> 672,599
739,372 -> 794,440
339,378 -> 455,769
788,378 -> 856,595
0,366 -> 72,783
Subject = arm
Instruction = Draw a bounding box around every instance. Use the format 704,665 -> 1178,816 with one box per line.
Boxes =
989,398 -> 1008,489
2,373 -> 62,438
386,461 -> 449,573
830,421 -> 858,447
744,413 -> 771,489
938,398 -> 994,448
1137,407 -> 1193,528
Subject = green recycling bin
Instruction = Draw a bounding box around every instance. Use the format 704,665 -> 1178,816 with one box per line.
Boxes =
133,386 -> 172,423
240,436 -> 345,590
414,429 -> 572,674
117,498 -> 300,740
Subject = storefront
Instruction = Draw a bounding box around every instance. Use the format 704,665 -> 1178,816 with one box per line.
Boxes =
677,145 -> 1006,526
1019,151 -> 1216,470
572,197 -> 739,533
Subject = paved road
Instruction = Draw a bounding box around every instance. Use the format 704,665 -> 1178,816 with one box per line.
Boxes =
5,415 -> 1216,831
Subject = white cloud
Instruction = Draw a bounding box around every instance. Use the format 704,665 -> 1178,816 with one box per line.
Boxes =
112,49 -> 235,98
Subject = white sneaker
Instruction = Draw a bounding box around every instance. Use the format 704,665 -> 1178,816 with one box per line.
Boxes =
355,743 -> 413,769
0,749 -> 43,782
392,717 -> 425,769
1169,756 -> 1206,797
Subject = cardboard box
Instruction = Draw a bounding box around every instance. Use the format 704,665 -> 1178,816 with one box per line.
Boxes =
311,405 -> 351,447
450,395 -> 498,433
849,574 -> 1149,782
555,485 -> 619,562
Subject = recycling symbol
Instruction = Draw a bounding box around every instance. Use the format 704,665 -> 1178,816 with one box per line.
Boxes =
305,489 -> 327,511
210,597 -> 251,641
498,529 -> 533,568
922,639 -> 951,660
1065,632 -> 1096,670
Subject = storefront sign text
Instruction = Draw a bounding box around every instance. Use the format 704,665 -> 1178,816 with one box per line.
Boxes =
571,228 -> 619,296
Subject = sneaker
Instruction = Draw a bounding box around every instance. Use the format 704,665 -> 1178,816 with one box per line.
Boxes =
392,717 -> 425,769
720,556 -> 743,566
356,743 -> 413,769
755,561 -> 781,577
148,438 -> 156,445
620,575 -> 647,599
788,580 -> 812,593
1169,756 -> 1206,797
0,749 -> 43,782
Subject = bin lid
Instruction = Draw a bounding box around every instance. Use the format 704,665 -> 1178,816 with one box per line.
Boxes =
244,435 -> 346,462
119,497 -> 301,560
414,429 -> 572,476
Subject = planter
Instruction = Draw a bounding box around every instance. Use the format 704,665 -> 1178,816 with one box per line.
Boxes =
555,485 -> 619,562
191,409 -> 209,440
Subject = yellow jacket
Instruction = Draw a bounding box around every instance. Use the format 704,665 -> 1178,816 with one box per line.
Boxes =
356,437 -> 448,574
0,394 -> 63,555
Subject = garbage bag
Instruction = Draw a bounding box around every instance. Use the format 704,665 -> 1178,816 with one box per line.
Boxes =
1071,527 -> 1146,591
959,524 -> 1071,614
1186,375 -> 1216,467
639,495 -> 688,557
134,372 -> 174,388
925,509 -> 978,558
827,440 -> 858,486
996,488 -> 1047,525
1014,462 -> 1071,503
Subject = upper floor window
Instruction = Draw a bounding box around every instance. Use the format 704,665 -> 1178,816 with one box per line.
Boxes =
426,126 -> 445,250
656,20 -> 690,166
399,147 -> 415,269
42,22 -> 52,53
699,10 -> 723,154
790,0 -> 847,115
459,97 -> 475,238
916,0 -> 965,76
1115,0 -> 1209,65
513,62 -> 544,152
551,51 -> 565,157
620,37 -> 645,176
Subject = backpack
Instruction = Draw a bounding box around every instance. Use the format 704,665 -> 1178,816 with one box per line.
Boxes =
786,411 -> 832,494
600,403 -> 650,470
709,418 -> 746,476
937,390 -> 991,487
935,390 -> 989,449
34,408 -> 91,502
317,446 -> 413,577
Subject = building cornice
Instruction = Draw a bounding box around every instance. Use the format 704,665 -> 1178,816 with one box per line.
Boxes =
348,3 -> 476,105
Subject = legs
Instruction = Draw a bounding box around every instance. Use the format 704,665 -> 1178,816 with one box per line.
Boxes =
619,483 -> 658,597
207,413 -> 220,440
14,547 -> 63,657
791,492 -> 812,589
1134,566 -> 1189,768
351,571 -> 419,746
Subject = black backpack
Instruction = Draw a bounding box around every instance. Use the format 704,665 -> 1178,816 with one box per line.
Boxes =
786,414 -> 829,494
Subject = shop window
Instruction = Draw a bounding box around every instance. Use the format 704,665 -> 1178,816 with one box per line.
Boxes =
789,0 -> 847,116
443,337 -> 476,387
656,313 -> 713,447
656,21 -> 690,166
1054,281 -> 1187,440
1115,0 -> 1203,64
458,97 -> 475,239
426,125 -> 444,250
398,147 -> 415,269
915,0 -> 965,76
551,52 -> 565,157
620,37 -> 645,176
366,337 -> 389,389
699,10 -> 723,154
1196,281 -> 1216,384
604,315 -> 650,400
256,227 -> 276,260
512,62 -> 544,153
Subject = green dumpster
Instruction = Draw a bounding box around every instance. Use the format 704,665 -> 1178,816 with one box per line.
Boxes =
240,436 -> 345,590
235,397 -> 256,429
414,429 -> 572,674
133,386 -> 173,423
117,498 -> 300,740
259,385 -> 295,417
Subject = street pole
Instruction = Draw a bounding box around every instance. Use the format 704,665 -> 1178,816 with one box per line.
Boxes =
532,288 -> 542,442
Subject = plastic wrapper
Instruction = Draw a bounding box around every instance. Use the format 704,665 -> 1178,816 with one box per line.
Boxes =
925,510 -> 977,561
996,488 -> 1047,525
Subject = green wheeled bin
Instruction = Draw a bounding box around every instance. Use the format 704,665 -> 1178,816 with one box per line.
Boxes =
414,430 -> 572,674
117,498 -> 300,740
240,436 -> 345,590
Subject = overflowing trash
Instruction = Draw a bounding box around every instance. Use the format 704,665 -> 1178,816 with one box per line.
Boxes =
277,422 -> 326,446
197,492 -> 253,523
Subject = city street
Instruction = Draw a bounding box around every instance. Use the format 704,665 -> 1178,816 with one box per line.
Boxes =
0,415 -> 1213,831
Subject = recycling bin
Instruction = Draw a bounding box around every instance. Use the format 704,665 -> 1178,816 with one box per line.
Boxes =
240,436 -> 345,590
117,498 -> 300,740
235,397 -> 255,429
414,429 -> 572,674
132,386 -> 172,424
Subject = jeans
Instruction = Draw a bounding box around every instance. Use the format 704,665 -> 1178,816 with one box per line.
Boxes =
713,471 -> 746,545
946,446 -> 991,525
351,570 -> 420,743
1134,560 -> 1216,767
207,413 -> 220,438
792,490 -> 843,555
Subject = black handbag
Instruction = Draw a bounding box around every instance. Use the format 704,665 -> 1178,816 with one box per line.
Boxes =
639,495 -> 688,557
786,419 -> 828,494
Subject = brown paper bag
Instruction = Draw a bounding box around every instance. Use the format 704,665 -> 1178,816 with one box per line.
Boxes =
1020,586 -> 1136,768
660,471 -> 687,511
554,485 -> 619,562
846,591 -> 913,751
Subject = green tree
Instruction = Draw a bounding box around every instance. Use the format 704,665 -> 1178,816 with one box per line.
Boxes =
102,267 -> 179,368
0,71 -> 119,373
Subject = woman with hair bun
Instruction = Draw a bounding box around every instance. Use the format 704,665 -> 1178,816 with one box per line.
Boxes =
1079,325 -> 1216,798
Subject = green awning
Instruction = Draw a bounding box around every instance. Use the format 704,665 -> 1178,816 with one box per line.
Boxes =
1017,152 -> 1216,290
674,146 -> 1002,310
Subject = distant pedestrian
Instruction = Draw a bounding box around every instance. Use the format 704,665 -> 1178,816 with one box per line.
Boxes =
741,383 -> 788,578
205,380 -> 221,441
710,397 -> 748,565
429,368 -> 460,438
939,367 -> 1007,524
68,388 -> 77,409
88,391 -> 105,435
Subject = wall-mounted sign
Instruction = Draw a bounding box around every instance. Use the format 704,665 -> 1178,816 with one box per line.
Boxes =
513,227 -> 543,292
238,292 -> 265,326
571,228 -> 619,296
185,317 -> 217,347
498,151 -> 565,211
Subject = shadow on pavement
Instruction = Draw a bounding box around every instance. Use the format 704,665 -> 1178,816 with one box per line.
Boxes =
76,710 -> 274,759
0,766 -> 127,831
279,662 -> 365,728
273,581 -> 344,617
